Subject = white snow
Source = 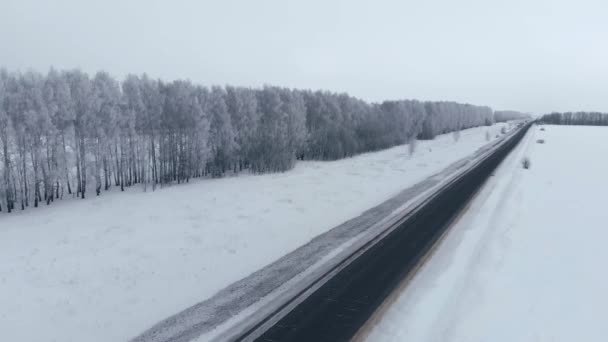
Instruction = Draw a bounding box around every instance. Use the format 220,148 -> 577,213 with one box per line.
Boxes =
366,125 -> 608,342
0,124 -> 508,342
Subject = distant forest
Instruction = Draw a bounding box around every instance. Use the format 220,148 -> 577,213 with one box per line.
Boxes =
0,68 -> 526,213
494,110 -> 529,123
540,112 -> 608,126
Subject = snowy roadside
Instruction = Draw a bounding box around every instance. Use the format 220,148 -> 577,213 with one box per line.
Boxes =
142,124 -> 525,342
366,125 -> 608,342
1,123 -> 510,342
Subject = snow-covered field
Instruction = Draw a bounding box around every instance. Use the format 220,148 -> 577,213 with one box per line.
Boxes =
0,124 -> 509,342
366,125 -> 608,342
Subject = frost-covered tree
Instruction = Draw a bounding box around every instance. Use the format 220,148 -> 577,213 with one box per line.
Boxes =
252,86 -> 290,172
93,71 -> 121,194
0,70 -> 13,212
138,75 -> 164,187
0,67 -> 506,215
208,86 -> 235,176
65,70 -> 95,199
279,88 -> 307,161
225,86 -> 259,171
20,71 -> 52,207
188,88 -> 210,180
44,69 -> 75,198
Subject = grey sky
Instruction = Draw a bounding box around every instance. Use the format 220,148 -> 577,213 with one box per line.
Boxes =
2,0 -> 607,114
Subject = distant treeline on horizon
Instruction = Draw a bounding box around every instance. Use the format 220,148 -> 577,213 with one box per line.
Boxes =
540,112 -> 608,126
0,67 -> 527,213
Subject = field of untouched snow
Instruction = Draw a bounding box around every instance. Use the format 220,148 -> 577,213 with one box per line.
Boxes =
0,123 -> 510,342
366,125 -> 608,342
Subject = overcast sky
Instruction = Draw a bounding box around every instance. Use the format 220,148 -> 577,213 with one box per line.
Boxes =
2,0 -> 608,114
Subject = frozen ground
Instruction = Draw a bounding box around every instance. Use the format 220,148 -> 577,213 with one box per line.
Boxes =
0,124 -> 508,342
366,125 -> 608,342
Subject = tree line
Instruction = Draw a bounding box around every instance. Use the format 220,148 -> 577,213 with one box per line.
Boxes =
0,68 -> 526,213
494,110 -> 530,123
540,112 -> 608,126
